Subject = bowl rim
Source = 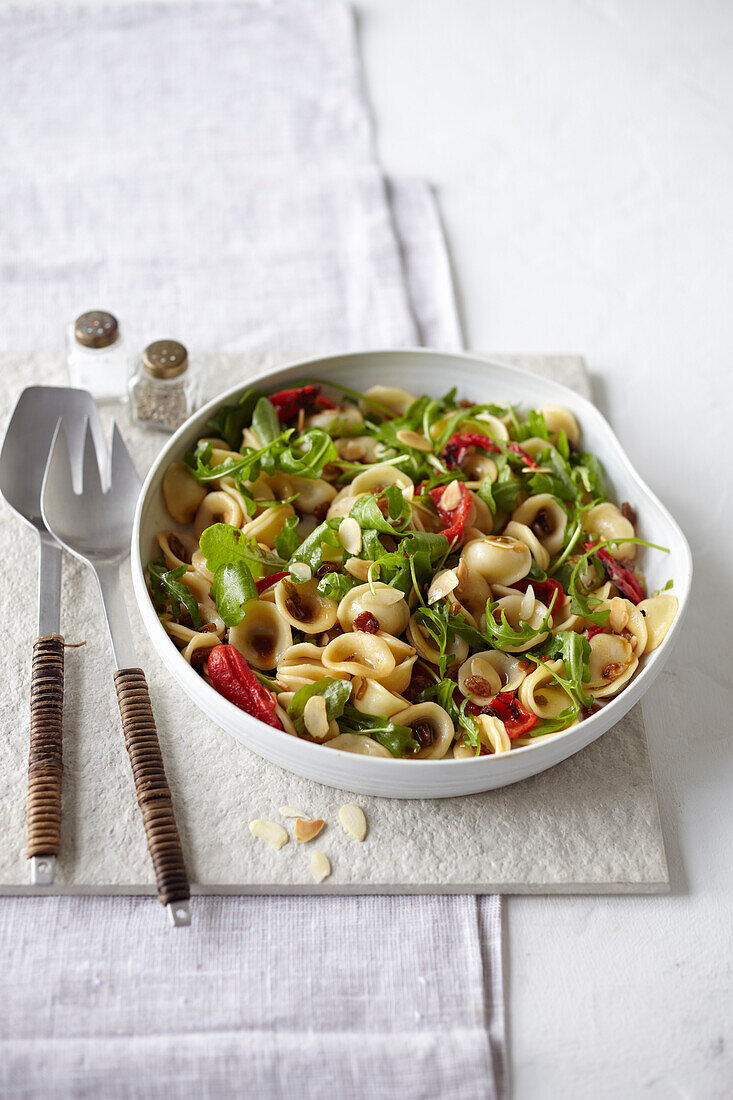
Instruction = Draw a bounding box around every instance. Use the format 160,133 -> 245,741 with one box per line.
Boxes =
131,348 -> 692,771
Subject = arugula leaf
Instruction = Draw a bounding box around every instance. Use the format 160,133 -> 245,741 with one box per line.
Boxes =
272,429 -> 338,479
211,561 -> 258,627
530,709 -> 578,736
413,601 -> 455,677
571,452 -> 607,498
359,528 -> 386,563
251,395 -> 280,445
287,677 -> 352,735
528,449 -> 576,502
379,530 -> 451,597
483,591 -> 557,651
337,705 -> 419,758
204,388 -> 261,450
511,408 -> 550,443
184,435 -> 290,490
490,460 -> 524,514
566,548 -> 612,626
477,475 -> 496,512
274,515 -> 301,561
530,630 -> 593,707
251,669 -> 281,694
556,430 -> 570,461
199,522 -> 284,578
289,519 -> 343,572
316,571 -> 358,600
349,484 -> 410,534
147,558 -> 202,628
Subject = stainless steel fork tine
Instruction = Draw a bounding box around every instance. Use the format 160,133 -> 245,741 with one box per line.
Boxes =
45,421 -> 75,505
81,417 -> 104,498
110,422 -> 142,498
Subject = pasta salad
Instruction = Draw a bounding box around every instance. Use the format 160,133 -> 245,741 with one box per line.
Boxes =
147,381 -> 678,759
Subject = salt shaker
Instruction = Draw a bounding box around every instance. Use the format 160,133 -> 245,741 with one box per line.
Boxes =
129,340 -> 199,432
66,310 -> 131,403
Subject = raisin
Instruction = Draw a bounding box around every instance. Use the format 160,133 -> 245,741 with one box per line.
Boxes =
465,675 -> 493,696
533,509 -> 551,534
412,721 -> 435,748
354,611 -> 379,633
621,501 -> 637,526
168,534 -> 190,563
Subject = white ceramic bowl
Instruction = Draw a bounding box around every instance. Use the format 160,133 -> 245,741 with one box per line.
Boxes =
131,350 -> 692,798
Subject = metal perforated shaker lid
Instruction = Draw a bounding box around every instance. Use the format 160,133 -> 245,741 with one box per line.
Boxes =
142,340 -> 188,379
74,311 -> 119,349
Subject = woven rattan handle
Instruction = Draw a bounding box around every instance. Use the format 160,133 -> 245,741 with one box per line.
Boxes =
28,634 -> 64,863
114,668 -> 190,909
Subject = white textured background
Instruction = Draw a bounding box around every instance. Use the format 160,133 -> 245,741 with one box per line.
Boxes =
353,1 -> 732,1095
1,0 -> 731,1095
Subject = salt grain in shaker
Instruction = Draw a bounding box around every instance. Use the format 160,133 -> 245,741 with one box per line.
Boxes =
66,310 -> 131,403
129,340 -> 199,432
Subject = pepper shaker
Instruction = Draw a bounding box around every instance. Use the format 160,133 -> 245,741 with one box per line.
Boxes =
129,340 -> 200,432
66,311 -> 131,403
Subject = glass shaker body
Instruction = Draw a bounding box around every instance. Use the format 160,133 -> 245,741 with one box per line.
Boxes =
129,340 -> 200,432
66,311 -> 131,403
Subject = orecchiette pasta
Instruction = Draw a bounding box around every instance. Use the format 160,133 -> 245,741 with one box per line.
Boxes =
148,380 -> 678,759
511,494 -> 567,556
582,503 -> 636,561
461,536 -> 532,586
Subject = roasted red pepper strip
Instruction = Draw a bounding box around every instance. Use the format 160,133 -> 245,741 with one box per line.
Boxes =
429,482 -> 473,544
585,624 -> 606,640
513,577 -> 565,607
268,384 -> 335,422
207,644 -> 282,729
255,570 -> 289,595
584,541 -> 646,605
441,432 -> 538,471
483,691 -> 538,739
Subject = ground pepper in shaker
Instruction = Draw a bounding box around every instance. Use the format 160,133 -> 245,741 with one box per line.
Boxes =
66,310 -> 131,403
129,340 -> 199,432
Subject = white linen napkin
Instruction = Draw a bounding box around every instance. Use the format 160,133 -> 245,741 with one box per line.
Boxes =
0,4 -> 500,1098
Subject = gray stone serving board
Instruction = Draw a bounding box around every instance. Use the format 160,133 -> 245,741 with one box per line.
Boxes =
0,351 -> 669,895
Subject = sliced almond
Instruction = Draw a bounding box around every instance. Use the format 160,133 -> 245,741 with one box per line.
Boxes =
294,817 -> 325,843
427,568 -> 459,605
338,516 -> 362,555
338,803 -> 367,842
279,806 -> 311,819
519,585 -> 535,621
609,596 -> 629,633
303,694 -> 330,740
396,428 -> 432,453
371,585 -> 405,606
345,557 -> 375,581
289,561 -> 312,583
249,819 -> 289,850
440,480 -> 463,511
309,849 -> 331,883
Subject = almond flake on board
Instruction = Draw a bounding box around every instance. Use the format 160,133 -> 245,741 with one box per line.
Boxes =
249,820 -> 289,850
309,850 -> 332,883
278,806 -> 311,820
338,803 -> 367,842
294,818 -> 325,843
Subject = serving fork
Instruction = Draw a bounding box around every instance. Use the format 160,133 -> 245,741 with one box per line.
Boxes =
0,388 -> 105,885
41,419 -> 191,925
